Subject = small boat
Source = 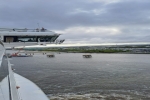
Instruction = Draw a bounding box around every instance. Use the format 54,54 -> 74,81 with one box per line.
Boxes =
11,53 -> 33,57
47,54 -> 55,58
12,55 -> 33,57
83,55 -> 92,58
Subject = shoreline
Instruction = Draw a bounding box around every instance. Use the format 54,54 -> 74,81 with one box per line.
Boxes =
11,50 -> 150,54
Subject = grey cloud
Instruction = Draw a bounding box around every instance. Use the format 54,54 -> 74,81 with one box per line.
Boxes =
0,0 -> 150,43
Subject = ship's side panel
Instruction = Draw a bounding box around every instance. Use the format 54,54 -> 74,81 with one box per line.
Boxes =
0,40 -> 6,82
0,57 -> 9,82
0,40 -> 10,100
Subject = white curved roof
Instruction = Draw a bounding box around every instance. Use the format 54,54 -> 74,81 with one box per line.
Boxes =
0,32 -> 60,36
0,28 -> 60,36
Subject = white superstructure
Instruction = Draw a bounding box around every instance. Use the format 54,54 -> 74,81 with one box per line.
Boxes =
0,28 -> 65,47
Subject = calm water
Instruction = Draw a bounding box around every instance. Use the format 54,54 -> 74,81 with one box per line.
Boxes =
9,52 -> 150,99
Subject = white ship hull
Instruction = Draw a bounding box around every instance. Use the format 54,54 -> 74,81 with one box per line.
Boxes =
0,73 -> 49,100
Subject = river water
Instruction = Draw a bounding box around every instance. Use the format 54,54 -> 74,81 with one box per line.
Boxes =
9,52 -> 150,100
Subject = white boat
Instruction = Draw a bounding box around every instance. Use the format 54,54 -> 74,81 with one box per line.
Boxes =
0,28 -> 63,100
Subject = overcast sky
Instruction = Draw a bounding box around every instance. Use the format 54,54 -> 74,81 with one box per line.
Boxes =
0,0 -> 150,44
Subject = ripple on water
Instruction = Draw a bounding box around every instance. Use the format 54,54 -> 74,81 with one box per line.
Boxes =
48,91 -> 150,100
8,53 -> 150,99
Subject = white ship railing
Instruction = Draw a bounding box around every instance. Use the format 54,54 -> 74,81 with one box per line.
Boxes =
0,39 -> 21,100
8,58 -> 21,100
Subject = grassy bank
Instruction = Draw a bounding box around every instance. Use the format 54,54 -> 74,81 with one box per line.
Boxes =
24,48 -> 128,53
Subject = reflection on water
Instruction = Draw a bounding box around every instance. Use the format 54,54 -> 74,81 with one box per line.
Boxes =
9,53 -> 150,99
